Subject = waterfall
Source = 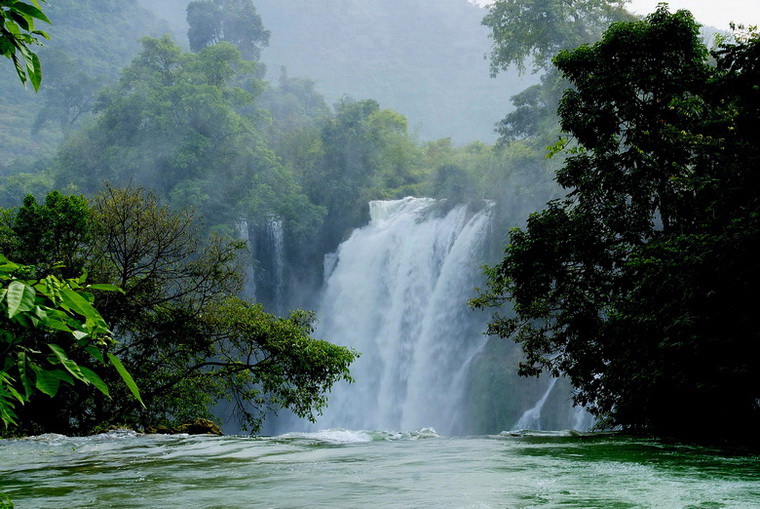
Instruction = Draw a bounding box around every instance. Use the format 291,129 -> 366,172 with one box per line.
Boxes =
249,215 -> 286,313
512,378 -> 558,431
236,219 -> 256,299
311,197 -> 494,433
261,196 -> 593,435
266,216 -> 285,313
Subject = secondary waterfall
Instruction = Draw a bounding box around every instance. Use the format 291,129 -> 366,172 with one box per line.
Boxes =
310,197 -> 494,433
246,216 -> 286,313
512,378 -> 558,431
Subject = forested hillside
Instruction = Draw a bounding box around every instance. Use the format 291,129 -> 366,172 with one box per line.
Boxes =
257,0 -> 534,143
136,0 -> 532,143
0,0 -> 170,161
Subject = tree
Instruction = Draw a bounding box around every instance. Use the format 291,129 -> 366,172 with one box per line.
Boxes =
32,49 -> 98,137
3,190 -> 91,278
302,98 -> 421,252
0,0 -> 49,90
53,36 -> 320,234
483,0 -> 632,75
473,7 -> 760,440
3,187 -> 357,434
186,0 -> 270,61
482,0 -> 635,146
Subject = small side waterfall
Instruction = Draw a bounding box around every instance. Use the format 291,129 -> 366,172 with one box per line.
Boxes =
236,219 -> 256,299
512,378 -> 558,431
311,197 -> 494,433
249,216 -> 286,313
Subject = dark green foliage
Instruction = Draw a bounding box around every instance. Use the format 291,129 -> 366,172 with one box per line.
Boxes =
0,255 -> 136,429
1,188 -> 357,434
1,191 -> 91,278
494,69 -> 568,144
474,7 -> 760,440
483,0 -> 635,147
191,298 -> 357,430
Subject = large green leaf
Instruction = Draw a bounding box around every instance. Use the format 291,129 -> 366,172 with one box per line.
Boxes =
59,288 -> 109,329
107,353 -> 144,407
85,346 -> 105,363
28,51 -> 41,91
39,316 -> 73,333
30,364 -> 60,397
0,256 -> 20,272
9,2 -> 50,24
9,11 -> 31,32
59,287 -> 94,316
16,352 -> 33,399
79,367 -> 110,397
48,344 -> 85,381
86,284 -> 125,294
6,280 -> 35,318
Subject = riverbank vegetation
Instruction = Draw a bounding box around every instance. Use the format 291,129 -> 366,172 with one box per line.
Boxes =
0,187 -> 357,435
475,5 -> 760,442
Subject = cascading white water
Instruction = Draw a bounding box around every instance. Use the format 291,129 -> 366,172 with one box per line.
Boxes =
246,215 -> 287,313
512,378 -> 558,430
312,197 -> 494,433
265,216 -> 286,313
236,218 -> 257,299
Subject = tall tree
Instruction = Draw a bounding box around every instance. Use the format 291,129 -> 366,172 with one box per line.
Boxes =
187,0 -> 270,61
483,0 -> 634,145
483,0 -> 631,75
473,7 -> 760,440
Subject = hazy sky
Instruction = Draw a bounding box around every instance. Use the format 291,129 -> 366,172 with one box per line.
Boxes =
471,1 -> 759,31
627,0 -> 758,30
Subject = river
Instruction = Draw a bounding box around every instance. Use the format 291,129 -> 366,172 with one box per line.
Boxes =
2,429 -> 758,508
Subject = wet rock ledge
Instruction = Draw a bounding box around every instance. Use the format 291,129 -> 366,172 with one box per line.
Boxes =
143,418 -> 223,436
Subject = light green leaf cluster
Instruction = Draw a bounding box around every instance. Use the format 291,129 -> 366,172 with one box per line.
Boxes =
0,254 -> 141,427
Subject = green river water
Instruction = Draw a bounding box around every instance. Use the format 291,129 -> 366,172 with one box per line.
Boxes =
1,429 -> 758,508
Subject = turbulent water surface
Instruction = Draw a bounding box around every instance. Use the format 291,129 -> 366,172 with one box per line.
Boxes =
2,429 -> 758,508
